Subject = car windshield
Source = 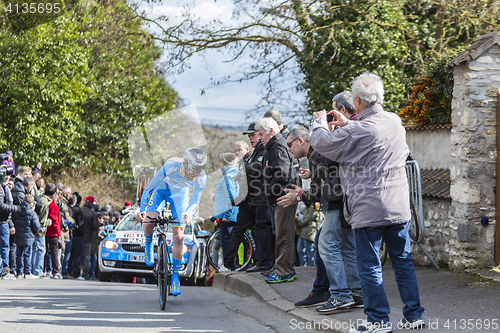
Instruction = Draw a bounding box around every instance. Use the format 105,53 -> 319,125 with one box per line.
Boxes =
115,213 -> 192,235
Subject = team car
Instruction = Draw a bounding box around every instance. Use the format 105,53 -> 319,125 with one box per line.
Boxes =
97,209 -> 211,285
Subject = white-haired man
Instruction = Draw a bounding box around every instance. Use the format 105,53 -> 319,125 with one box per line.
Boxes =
255,117 -> 300,283
309,72 -> 425,333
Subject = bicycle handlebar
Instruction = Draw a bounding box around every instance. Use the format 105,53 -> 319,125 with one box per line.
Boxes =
143,215 -> 178,224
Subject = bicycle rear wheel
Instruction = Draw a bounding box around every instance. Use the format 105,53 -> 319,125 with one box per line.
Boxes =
157,235 -> 168,310
206,229 -> 255,271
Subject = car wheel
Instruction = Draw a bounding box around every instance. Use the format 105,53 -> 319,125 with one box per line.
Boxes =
96,258 -> 111,282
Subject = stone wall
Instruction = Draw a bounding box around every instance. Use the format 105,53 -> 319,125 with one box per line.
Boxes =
412,197 -> 452,266
448,43 -> 500,268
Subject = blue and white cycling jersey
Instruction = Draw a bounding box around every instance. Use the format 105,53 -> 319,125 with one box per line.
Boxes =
140,157 -> 207,225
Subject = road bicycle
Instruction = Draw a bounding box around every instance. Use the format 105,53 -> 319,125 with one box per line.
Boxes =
206,226 -> 255,271
144,215 -> 176,310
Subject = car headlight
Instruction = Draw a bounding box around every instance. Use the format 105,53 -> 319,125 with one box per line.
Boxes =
103,240 -> 119,250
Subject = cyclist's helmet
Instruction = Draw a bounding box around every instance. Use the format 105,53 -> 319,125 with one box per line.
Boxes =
183,147 -> 207,175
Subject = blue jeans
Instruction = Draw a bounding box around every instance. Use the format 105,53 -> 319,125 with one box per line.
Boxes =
311,227 -> 329,293
354,222 -> 425,324
16,244 -> 32,276
297,237 -> 315,266
318,209 -> 362,302
62,239 -> 72,276
31,236 -> 46,276
0,223 -> 9,272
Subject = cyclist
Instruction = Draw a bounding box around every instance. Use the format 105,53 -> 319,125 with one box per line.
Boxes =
136,147 -> 208,296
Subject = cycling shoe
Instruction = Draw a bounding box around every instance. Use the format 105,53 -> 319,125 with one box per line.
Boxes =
144,241 -> 154,267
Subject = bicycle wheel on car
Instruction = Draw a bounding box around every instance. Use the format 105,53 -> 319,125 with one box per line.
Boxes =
157,235 -> 168,310
206,229 -> 222,270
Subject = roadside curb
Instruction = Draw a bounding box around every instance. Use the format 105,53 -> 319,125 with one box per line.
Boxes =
213,271 -> 348,333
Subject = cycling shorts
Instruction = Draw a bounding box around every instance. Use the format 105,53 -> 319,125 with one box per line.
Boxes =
142,188 -> 188,229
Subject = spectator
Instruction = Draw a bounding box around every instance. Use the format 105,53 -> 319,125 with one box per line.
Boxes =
60,186 -> 75,278
31,183 -> 53,277
2,151 -> 15,176
233,141 -> 250,161
256,117 -> 301,283
12,167 -> 41,214
309,72 -> 425,332
0,172 -> 20,279
296,203 -> 318,267
213,153 -> 240,269
44,183 -> 62,279
264,109 -> 289,137
69,192 -> 84,279
224,122 -> 274,273
80,196 -> 99,280
36,178 -> 45,194
13,194 -> 41,279
110,211 -> 121,226
121,201 -> 132,215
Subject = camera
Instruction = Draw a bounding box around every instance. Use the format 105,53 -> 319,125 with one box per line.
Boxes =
0,153 -> 13,177
327,113 -> 334,123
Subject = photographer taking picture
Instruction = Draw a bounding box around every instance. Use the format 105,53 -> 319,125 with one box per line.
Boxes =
0,153 -> 20,279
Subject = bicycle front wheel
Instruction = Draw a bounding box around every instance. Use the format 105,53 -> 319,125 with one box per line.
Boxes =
157,235 -> 168,310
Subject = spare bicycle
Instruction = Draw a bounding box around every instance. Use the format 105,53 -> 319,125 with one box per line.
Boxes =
144,215 -> 176,310
206,225 -> 255,272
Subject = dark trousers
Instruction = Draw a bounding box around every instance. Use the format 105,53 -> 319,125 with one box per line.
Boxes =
225,201 -> 274,268
219,219 -> 235,259
45,236 -> 60,274
311,227 -> 329,293
9,234 -> 16,273
274,204 -> 297,277
70,236 -> 84,277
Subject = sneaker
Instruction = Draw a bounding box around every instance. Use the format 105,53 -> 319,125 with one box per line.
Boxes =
265,272 -> 296,284
218,265 -> 235,272
24,274 -> 39,279
170,274 -> 182,296
316,298 -> 355,312
348,295 -> 364,308
52,274 -> 63,279
144,241 -> 154,267
295,291 -> 330,307
398,317 -> 425,329
75,276 -> 85,280
350,320 -> 393,333
1,273 -> 16,280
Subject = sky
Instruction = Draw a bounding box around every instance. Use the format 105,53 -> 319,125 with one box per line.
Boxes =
139,0 -> 305,128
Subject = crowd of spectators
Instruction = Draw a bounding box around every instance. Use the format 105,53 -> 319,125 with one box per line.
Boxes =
215,72 -> 425,333
0,163 -> 123,281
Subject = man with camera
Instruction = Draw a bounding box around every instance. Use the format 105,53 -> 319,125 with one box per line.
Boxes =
0,154 -> 20,279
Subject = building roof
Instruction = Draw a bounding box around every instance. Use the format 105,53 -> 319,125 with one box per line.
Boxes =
446,31 -> 500,69
404,124 -> 452,131
420,168 -> 451,199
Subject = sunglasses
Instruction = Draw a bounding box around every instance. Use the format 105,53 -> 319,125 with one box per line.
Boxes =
287,137 -> 299,148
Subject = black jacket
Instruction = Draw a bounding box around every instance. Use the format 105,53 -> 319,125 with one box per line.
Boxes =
12,177 -> 41,215
262,132 -> 301,205
301,147 -> 342,211
0,183 -> 19,224
243,142 -> 267,206
13,201 -> 41,247
81,203 -> 99,244
71,205 -> 85,238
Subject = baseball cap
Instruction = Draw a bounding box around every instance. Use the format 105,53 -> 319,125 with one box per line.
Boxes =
242,122 -> 257,135
85,196 -> 95,204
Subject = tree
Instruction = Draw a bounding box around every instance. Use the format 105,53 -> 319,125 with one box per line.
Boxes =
133,0 -> 500,115
0,0 -> 177,174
